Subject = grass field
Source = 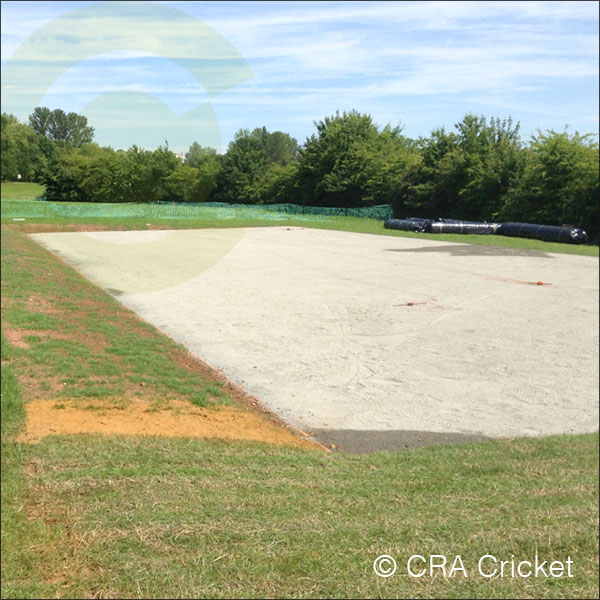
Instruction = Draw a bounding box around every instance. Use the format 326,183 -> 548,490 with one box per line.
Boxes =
1,181 -> 45,199
2,182 -> 598,257
1,185 -> 599,598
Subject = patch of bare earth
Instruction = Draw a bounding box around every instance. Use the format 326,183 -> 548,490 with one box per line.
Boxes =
9,307 -> 321,449
3,228 -> 323,451
25,293 -> 62,314
17,398 -> 318,449
3,327 -> 73,349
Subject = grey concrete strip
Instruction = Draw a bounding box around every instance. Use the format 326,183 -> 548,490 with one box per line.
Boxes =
30,227 -> 599,442
308,429 -> 493,453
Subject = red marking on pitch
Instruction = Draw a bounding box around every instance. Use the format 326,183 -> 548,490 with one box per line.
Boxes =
489,276 -> 551,286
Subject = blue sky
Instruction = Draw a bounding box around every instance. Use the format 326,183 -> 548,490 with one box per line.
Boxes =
1,1 -> 598,152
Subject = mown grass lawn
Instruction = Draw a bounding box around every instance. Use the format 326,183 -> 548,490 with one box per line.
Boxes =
1,219 -> 598,598
3,424 -> 598,599
2,181 -> 598,257
1,181 -> 45,200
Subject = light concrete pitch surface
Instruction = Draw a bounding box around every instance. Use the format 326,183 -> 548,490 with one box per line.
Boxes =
31,227 -> 599,447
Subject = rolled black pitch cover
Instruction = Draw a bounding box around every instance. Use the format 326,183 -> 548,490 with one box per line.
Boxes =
384,218 -> 432,233
497,222 -> 588,244
429,220 -> 501,235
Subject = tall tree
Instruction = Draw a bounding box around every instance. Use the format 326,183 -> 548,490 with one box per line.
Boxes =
1,113 -> 42,181
184,142 -> 218,168
397,114 -> 523,220
28,106 -> 53,137
297,110 -> 416,208
296,111 -> 376,207
499,129 -> 599,234
29,107 -> 94,147
182,142 -> 222,201
127,145 -> 180,203
214,127 -> 297,204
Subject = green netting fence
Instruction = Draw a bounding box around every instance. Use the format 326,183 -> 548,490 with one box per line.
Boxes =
1,199 -> 393,222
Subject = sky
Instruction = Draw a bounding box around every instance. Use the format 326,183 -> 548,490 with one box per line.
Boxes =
1,0 -> 598,153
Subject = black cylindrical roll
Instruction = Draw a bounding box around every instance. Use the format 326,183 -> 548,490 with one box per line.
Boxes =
497,222 -> 588,244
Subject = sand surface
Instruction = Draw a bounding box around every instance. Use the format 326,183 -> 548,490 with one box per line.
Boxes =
31,227 -> 599,444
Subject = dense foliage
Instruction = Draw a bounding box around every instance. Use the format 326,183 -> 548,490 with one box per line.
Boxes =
212,127 -> 298,204
29,107 -> 94,148
1,107 -> 598,236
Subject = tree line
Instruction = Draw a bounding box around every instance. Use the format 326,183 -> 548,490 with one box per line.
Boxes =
1,107 -> 598,234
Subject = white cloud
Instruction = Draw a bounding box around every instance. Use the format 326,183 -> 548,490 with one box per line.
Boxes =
194,0 -> 598,96
1,0 -> 597,144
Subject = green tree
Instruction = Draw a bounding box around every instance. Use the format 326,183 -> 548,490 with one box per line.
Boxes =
32,135 -> 59,181
1,114 -> 41,181
265,130 -> 297,165
248,162 -> 300,205
28,106 -> 53,137
297,110 -> 418,209
397,114 -> 523,220
394,127 -> 457,218
164,164 -> 200,202
184,142 -> 217,168
499,129 -> 599,234
79,147 -> 138,203
43,150 -> 91,202
182,142 -> 221,202
453,115 -> 523,219
127,145 -> 180,203
362,125 -> 422,207
166,161 -> 224,203
29,107 -> 94,147
214,127 -> 297,204
43,144 -> 182,204
297,111 -> 379,207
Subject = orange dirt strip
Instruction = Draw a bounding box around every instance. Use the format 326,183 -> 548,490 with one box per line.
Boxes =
18,397 -> 322,449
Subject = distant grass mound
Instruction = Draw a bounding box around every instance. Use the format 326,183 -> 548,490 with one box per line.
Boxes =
1,182 -> 45,200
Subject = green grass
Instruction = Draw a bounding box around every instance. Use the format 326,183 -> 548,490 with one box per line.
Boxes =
1,222 -> 598,598
3,214 -> 598,258
1,334 -> 25,437
1,181 -> 45,200
1,227 -> 226,407
1,179 -> 597,257
1,338 -> 66,599
2,426 -> 599,597
296,217 -> 599,256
